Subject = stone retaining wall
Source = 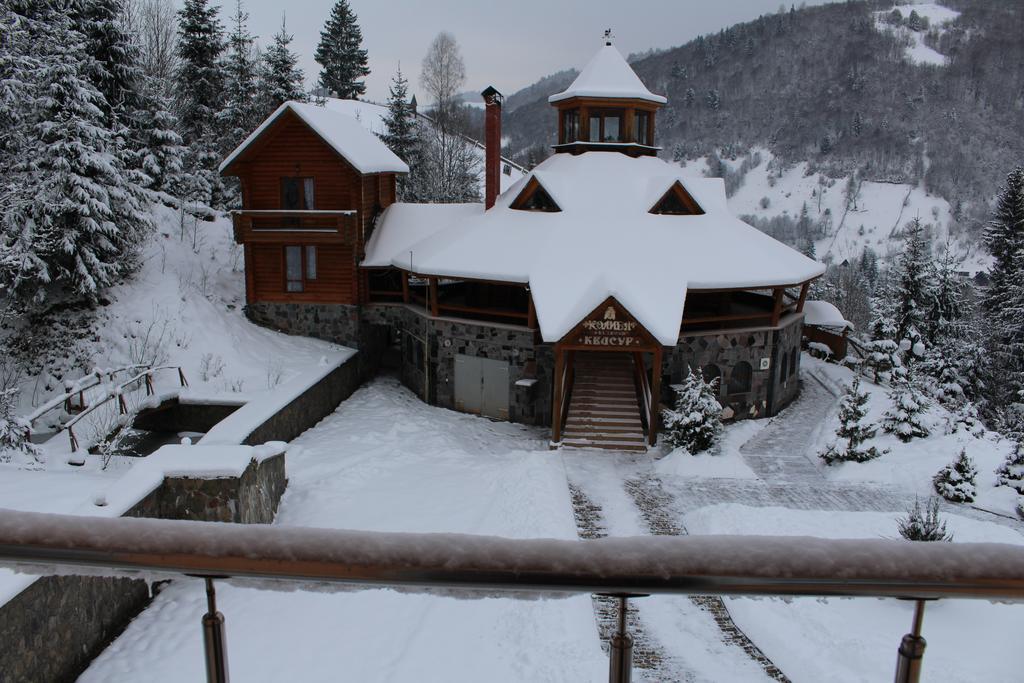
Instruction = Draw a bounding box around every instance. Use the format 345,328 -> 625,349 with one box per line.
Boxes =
0,454 -> 286,683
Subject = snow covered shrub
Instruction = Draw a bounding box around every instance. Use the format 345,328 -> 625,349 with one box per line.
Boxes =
933,450 -> 977,503
820,376 -> 882,464
199,353 -> 226,382
996,441 -> 1024,495
661,369 -> 722,454
897,497 -> 952,542
880,378 -> 930,442
861,338 -> 904,384
0,388 -> 40,464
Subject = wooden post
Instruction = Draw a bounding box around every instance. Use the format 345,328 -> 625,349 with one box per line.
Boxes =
429,277 -> 439,317
796,282 -> 810,313
551,348 -> 565,446
401,271 -> 410,304
649,347 -> 662,447
243,243 -> 255,305
527,293 -> 537,329
771,288 -> 784,327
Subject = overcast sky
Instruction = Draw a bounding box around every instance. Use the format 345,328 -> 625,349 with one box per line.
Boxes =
226,0 -> 844,103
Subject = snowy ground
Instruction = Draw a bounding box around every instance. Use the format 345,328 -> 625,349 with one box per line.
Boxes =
74,362 -> 1024,683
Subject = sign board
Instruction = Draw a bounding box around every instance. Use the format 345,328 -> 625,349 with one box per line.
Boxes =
567,299 -> 652,349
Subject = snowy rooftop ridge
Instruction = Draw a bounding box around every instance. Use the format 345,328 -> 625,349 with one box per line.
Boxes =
549,43 -> 667,104
219,101 -> 409,175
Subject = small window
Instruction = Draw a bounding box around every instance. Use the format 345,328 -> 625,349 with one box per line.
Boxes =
305,245 -> 317,280
634,111 -> 651,145
280,177 -> 315,210
285,246 -> 303,292
588,115 -> 601,142
650,181 -> 705,216
561,110 -> 580,143
727,361 -> 753,395
510,178 -> 561,212
603,114 -> 620,142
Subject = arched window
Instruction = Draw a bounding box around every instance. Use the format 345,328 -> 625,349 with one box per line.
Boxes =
701,364 -> 721,387
780,353 -> 789,382
790,348 -> 798,377
728,361 -> 752,395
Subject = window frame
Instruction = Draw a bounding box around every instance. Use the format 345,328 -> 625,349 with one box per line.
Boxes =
284,244 -> 318,293
586,109 -> 625,143
280,176 -> 316,210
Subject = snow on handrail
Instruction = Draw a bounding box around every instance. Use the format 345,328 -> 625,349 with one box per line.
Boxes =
25,364 -> 151,425
1,508 -> 1023,601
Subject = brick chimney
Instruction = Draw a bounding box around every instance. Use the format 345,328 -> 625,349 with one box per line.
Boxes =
481,86 -> 503,210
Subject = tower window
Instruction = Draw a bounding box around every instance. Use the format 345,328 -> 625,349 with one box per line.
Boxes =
586,109 -> 624,143
634,111 -> 651,145
561,110 -> 580,143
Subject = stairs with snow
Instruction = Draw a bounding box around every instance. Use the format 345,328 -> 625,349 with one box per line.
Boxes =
562,353 -> 648,452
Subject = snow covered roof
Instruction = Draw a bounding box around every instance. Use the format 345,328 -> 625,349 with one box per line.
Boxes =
549,44 -> 667,105
803,300 -> 853,330
363,203 -> 483,268
372,153 -> 824,346
219,101 -> 409,175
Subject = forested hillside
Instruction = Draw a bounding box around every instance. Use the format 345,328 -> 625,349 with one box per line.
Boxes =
504,0 -> 1024,215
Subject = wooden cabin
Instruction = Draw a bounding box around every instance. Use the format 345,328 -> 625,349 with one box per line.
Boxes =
221,41 -> 825,451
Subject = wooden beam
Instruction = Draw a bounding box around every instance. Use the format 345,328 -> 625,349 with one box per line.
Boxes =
771,288 -> 784,327
527,293 -> 537,329
551,349 -> 565,446
649,348 -> 663,447
797,282 -> 810,313
243,244 -> 255,305
429,277 -> 439,317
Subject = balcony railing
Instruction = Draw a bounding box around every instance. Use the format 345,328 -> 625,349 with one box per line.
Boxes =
1,508 -> 1022,683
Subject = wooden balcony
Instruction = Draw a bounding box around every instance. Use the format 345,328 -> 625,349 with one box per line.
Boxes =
231,210 -> 358,244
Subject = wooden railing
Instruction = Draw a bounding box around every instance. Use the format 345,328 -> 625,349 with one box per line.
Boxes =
1,509 -> 1022,683
231,210 -> 358,243
632,352 -> 651,436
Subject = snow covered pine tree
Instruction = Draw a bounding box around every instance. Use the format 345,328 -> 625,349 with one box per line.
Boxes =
880,375 -> 930,442
820,375 -> 882,464
315,0 -> 370,99
933,449 -> 977,503
897,497 -> 952,542
661,368 -> 722,454
379,66 -> 421,200
258,17 -> 307,116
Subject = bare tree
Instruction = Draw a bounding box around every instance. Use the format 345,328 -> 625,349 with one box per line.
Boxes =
420,31 -> 466,130
126,0 -> 180,85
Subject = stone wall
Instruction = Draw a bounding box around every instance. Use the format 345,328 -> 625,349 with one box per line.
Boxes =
363,304 -> 552,426
132,399 -> 241,434
665,313 -> 805,420
0,454 -> 287,683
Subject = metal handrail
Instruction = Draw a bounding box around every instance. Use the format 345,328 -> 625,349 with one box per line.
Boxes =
3,509 -> 1022,683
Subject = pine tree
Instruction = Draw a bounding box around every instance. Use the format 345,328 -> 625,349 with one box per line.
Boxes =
661,369 -> 723,454
933,449 -> 977,503
820,376 -> 882,464
892,217 -> 932,349
924,240 -> 967,345
880,375 -> 930,442
0,387 -> 39,464
983,166 -> 1024,315
314,0 -> 369,99
135,91 -> 186,199
258,15 -> 307,116
7,1 -> 151,303
996,440 -> 1024,496
897,497 -> 952,542
71,0 -> 144,126
219,0 -> 260,152
379,66 -> 420,200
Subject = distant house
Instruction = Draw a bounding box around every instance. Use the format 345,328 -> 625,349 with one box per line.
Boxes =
221,40 -> 824,450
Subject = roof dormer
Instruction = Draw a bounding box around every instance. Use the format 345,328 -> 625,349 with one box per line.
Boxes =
549,40 -> 666,157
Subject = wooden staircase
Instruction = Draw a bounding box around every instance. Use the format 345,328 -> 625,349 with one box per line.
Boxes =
561,353 -> 648,452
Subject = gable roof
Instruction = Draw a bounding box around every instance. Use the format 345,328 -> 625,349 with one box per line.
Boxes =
549,44 -> 667,104
372,153 -> 824,346
219,101 -> 409,175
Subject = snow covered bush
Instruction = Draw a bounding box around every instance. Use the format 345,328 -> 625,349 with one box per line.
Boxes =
932,449 -> 977,503
880,378 -> 930,442
996,441 -> 1024,497
661,369 -> 722,454
897,497 -> 952,542
0,388 -> 40,464
860,338 -> 904,384
820,376 -> 882,464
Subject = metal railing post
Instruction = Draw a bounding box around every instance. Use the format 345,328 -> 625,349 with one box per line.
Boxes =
608,595 -> 634,683
202,578 -> 230,683
894,599 -> 927,683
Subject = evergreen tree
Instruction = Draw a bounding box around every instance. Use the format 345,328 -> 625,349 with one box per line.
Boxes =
134,90 -> 186,199
933,449 -> 977,503
0,387 -> 39,464
891,217 -> 932,349
175,0 -> 225,140
880,375 -> 930,442
996,440 -> 1024,497
983,166 -> 1024,315
257,15 -> 306,116
71,0 -> 144,127
661,369 -> 722,454
5,1 -> 151,304
219,0 -> 260,152
379,66 -> 420,199
314,0 -> 369,99
924,240 -> 967,345
897,497 -> 952,542
820,376 -> 882,464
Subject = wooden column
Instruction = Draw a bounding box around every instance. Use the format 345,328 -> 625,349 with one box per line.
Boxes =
796,282 -> 810,313
527,293 -> 537,329
243,243 -> 255,305
648,347 -> 663,447
771,288 -> 784,327
429,277 -> 439,317
401,271 -> 410,304
551,348 -> 565,446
